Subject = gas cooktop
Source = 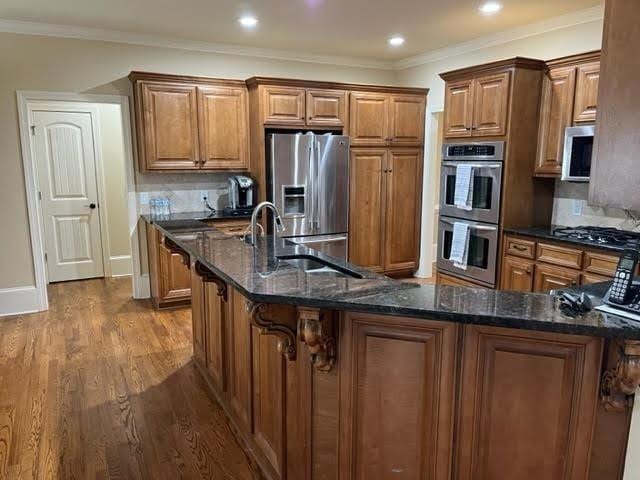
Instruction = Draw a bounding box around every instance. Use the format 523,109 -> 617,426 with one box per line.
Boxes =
553,226 -> 640,248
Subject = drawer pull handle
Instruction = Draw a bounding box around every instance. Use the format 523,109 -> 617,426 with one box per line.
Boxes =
512,245 -> 528,251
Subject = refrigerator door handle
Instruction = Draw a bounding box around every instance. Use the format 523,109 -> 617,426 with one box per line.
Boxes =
308,143 -> 315,232
315,139 -> 321,230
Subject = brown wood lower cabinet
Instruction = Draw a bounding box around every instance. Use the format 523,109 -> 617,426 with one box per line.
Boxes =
339,313 -> 458,480
147,223 -> 191,308
191,276 -> 630,480
456,325 -> 603,480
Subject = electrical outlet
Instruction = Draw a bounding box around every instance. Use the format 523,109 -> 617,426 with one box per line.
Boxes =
139,192 -> 149,205
572,199 -> 583,216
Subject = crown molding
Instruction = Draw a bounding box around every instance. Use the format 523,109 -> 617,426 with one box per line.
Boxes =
394,5 -> 605,70
0,18 -> 395,70
0,5 -> 605,73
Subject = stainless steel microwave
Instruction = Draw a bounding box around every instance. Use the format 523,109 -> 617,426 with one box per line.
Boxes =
562,125 -> 595,182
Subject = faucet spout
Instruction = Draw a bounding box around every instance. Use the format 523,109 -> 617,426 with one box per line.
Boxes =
249,201 -> 285,246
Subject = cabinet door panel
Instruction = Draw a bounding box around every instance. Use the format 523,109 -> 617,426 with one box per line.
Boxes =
159,244 -> 191,302
348,149 -> 386,271
349,92 -> 389,146
456,325 -> 602,480
534,264 -> 580,293
340,313 -> 458,480
472,72 -> 510,137
500,256 -> 534,292
227,288 -> 253,432
443,80 -> 474,138
141,82 -> 200,169
263,86 -> 306,125
535,67 -> 577,176
384,149 -> 422,272
389,94 -> 426,145
197,86 -> 249,170
190,268 -> 206,365
252,331 -> 286,477
306,89 -> 347,127
205,283 -> 226,393
573,62 -> 600,123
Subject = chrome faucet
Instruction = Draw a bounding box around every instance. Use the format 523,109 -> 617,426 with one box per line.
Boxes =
249,201 -> 285,246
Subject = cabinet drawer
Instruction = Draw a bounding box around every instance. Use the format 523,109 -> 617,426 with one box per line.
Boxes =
534,264 -> 581,293
437,272 -> 485,288
581,272 -> 612,286
205,219 -> 251,236
583,251 -> 619,276
504,236 -> 536,259
536,243 -> 583,269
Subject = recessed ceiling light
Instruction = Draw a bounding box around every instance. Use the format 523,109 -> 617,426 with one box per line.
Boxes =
389,36 -> 405,47
479,1 -> 503,14
238,16 -> 258,28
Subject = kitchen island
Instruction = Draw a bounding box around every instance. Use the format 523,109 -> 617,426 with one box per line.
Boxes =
155,219 -> 638,480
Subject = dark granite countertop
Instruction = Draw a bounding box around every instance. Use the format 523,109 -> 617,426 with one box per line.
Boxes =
503,225 -> 626,253
155,222 -> 640,340
141,210 -> 252,225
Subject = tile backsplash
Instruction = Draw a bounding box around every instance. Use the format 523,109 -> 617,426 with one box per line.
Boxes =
552,181 -> 640,232
135,171 -> 235,214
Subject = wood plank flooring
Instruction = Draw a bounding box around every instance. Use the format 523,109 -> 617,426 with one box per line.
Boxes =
0,278 -> 258,480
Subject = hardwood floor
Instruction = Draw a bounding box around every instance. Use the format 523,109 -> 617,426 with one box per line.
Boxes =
0,278 -> 258,480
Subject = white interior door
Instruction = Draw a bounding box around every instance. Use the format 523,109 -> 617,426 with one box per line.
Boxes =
33,110 -> 104,282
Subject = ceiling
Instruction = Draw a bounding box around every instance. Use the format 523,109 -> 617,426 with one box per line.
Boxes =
0,0 -> 603,62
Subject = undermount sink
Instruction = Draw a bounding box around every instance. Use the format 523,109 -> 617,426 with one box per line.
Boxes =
277,254 -> 363,279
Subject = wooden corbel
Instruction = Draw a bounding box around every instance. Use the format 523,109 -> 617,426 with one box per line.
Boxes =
297,308 -> 336,373
601,340 -> 640,412
247,302 -> 297,361
194,261 -> 227,302
163,235 -> 190,267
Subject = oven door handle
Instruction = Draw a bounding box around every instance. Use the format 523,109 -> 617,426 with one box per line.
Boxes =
440,219 -> 497,231
442,162 -> 502,169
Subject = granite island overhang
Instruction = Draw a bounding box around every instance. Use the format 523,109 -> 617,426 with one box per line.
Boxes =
150,217 -> 639,480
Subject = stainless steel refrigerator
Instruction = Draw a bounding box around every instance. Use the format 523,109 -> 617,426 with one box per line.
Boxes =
267,133 -> 349,259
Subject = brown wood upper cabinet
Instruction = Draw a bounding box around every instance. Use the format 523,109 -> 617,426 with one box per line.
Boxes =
349,148 -> 422,274
262,85 -> 348,127
306,89 -> 347,126
443,72 -> 510,138
130,72 -> 250,171
140,82 -> 200,169
534,52 -> 600,177
350,92 -> 425,146
198,86 -> 249,170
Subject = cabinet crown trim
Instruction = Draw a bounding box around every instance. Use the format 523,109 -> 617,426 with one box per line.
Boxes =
440,56 -> 546,81
129,70 -> 247,87
246,76 -> 428,96
545,50 -> 601,69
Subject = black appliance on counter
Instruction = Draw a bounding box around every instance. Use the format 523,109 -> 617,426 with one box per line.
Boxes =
223,175 -> 256,216
553,226 -> 640,249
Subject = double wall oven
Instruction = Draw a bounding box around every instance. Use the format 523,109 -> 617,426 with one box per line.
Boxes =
437,142 -> 504,287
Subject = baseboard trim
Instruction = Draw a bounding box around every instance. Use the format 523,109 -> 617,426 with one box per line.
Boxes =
110,255 -> 133,277
0,286 -> 41,317
134,273 -> 151,299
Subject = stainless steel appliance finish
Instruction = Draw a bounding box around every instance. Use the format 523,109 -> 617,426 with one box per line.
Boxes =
436,216 -> 499,287
439,141 -> 504,224
268,133 -> 350,260
442,142 -> 504,161
562,125 -> 595,182
228,175 -> 256,209
439,160 -> 503,224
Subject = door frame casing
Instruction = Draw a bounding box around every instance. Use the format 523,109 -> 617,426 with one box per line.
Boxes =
17,91 -> 143,311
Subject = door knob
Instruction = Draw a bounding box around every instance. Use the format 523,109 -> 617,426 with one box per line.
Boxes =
88,203 -> 97,209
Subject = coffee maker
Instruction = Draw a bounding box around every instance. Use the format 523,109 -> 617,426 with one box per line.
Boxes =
224,175 -> 256,216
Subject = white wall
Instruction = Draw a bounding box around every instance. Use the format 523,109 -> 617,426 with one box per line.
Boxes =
0,32 -> 395,290
397,19 -> 604,108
